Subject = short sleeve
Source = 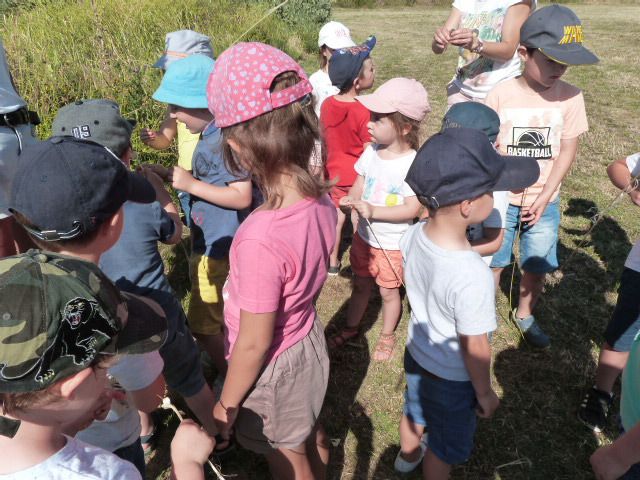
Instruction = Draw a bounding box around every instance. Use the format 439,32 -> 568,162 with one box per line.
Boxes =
354,145 -> 374,176
452,269 -> 497,335
153,202 -> 176,243
482,191 -> 508,229
109,351 -> 163,392
234,239 -> 287,313
357,107 -> 371,146
561,89 -> 588,140
626,153 -> 640,177
401,181 -> 416,198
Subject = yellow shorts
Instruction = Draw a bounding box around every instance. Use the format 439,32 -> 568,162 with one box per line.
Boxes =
187,255 -> 229,336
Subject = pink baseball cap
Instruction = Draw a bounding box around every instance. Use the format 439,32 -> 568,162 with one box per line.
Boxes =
356,77 -> 431,121
207,42 -> 312,128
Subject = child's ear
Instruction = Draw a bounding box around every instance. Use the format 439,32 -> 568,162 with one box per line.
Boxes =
56,368 -> 94,400
517,45 -> 529,62
460,199 -> 473,217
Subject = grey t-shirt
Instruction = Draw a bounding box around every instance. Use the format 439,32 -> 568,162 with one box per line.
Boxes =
0,37 -> 25,114
400,221 -> 496,381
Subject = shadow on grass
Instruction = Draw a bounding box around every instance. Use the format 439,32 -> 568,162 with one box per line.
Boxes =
323,292 -> 382,479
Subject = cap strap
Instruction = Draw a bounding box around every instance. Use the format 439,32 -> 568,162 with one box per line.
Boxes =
164,50 -> 189,59
270,79 -> 313,109
0,416 -> 20,438
23,221 -> 84,242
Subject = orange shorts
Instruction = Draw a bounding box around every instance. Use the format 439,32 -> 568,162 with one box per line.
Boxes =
349,232 -> 403,289
329,185 -> 351,208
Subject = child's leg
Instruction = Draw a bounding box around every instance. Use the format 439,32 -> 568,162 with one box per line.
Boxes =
422,449 -> 452,480
492,267 -> 504,291
399,414 -> 425,463
595,346 -> 629,393
515,271 -> 545,318
329,207 -> 346,269
306,424 -> 330,480
328,275 -> 374,348
380,286 -> 401,335
266,445 -> 315,480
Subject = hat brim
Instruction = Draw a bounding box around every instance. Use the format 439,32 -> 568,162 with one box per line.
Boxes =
324,38 -> 356,50
493,154 -> 540,192
355,93 -> 395,115
152,87 -> 209,109
115,292 -> 167,354
126,171 -> 156,204
538,45 -> 599,66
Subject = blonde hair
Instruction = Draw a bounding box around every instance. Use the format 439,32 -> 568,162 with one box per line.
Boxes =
387,111 -> 422,150
222,71 -> 332,208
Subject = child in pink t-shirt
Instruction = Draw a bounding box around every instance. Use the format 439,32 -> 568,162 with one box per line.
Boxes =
206,43 -> 336,478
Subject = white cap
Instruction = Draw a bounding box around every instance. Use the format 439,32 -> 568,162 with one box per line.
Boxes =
318,21 -> 356,49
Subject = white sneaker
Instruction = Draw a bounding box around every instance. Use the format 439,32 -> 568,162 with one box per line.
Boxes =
394,433 -> 428,473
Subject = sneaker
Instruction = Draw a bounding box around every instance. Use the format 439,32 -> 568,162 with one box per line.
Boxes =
512,310 -> 550,349
394,433 -> 428,473
327,264 -> 341,276
578,387 -> 613,433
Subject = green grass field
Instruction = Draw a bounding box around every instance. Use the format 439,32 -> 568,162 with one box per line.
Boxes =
150,5 -> 640,479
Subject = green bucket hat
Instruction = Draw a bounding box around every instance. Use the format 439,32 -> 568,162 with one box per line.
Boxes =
0,250 -> 167,396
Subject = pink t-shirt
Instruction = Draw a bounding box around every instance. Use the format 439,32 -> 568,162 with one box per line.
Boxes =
485,78 -> 588,208
222,194 -> 337,362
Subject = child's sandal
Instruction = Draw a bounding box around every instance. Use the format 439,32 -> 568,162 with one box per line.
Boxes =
373,333 -> 396,362
327,325 -> 359,349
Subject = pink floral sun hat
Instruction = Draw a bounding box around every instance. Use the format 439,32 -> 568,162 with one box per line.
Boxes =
207,42 -> 312,128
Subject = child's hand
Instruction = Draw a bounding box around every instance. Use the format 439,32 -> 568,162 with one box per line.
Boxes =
521,194 -> 551,226
349,200 -> 374,220
144,163 -> 170,181
338,195 -> 355,214
476,389 -> 499,418
139,128 -> 157,145
171,419 -> 215,467
138,165 -> 166,191
629,189 -> 640,207
213,400 -> 238,441
433,26 -> 452,50
449,28 -> 476,49
169,166 -> 195,192
590,444 -> 630,480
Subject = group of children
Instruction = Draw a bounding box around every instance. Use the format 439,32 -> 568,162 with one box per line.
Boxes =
0,3 -> 639,480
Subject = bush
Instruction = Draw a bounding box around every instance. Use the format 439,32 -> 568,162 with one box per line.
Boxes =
245,0 -> 331,27
1,0 -> 317,165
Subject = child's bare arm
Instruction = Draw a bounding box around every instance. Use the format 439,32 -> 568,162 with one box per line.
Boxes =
140,108 -> 178,150
591,423 -> 640,480
459,333 -> 499,418
213,310 -> 276,439
470,227 -> 504,257
608,157 -> 640,206
350,195 -> 421,223
170,167 -> 252,210
170,420 -> 215,480
139,166 -> 182,244
523,136 -> 579,225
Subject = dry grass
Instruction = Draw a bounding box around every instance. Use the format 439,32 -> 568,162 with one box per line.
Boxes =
151,4 -> 640,479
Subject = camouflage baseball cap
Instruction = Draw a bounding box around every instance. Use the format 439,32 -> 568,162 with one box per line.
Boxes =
0,250 -> 167,394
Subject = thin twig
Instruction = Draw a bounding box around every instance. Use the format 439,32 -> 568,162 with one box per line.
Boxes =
159,397 -> 225,480
362,217 -> 405,287
231,0 -> 289,45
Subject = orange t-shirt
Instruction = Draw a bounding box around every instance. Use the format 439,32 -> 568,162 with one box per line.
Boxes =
485,78 -> 588,208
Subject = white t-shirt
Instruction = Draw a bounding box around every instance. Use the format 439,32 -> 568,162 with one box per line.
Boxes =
466,190 -> 509,265
0,436 -> 141,479
400,221 -> 497,381
451,0 -> 534,99
76,351 -> 163,452
310,69 -> 338,118
624,153 -> 640,272
354,145 -> 417,250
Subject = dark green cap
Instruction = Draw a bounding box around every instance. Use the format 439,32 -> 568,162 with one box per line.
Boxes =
52,99 -> 136,158
0,250 -> 167,394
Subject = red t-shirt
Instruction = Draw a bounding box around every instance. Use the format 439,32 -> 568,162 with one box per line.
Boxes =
320,96 -> 370,187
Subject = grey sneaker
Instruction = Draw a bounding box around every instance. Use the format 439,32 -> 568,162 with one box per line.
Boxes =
512,310 -> 550,348
394,433 -> 428,473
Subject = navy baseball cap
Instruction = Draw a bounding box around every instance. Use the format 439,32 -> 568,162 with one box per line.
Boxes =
441,102 -> 500,143
9,137 -> 155,241
520,5 -> 598,65
406,128 -> 539,209
328,36 -> 376,91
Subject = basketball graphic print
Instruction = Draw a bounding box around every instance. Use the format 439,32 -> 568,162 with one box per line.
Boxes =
507,127 -> 552,159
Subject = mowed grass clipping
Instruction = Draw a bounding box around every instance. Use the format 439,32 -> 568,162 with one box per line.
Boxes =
5,3 -> 640,479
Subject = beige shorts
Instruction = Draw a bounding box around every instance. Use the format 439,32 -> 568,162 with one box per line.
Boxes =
235,317 -> 330,454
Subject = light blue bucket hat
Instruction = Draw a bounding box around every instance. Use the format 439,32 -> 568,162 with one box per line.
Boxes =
153,30 -> 214,70
152,55 -> 215,108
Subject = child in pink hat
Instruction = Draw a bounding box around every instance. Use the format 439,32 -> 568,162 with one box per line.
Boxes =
328,77 -> 430,363
207,42 -> 336,478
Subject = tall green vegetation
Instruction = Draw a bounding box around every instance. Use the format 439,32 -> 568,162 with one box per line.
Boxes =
1,0 -> 320,162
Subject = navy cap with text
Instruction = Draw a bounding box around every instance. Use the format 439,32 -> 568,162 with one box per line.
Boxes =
406,128 -> 539,209
9,137 -> 155,241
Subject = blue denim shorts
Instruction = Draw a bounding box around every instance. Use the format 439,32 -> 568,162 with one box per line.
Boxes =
604,268 -> 640,352
490,198 -> 560,274
403,350 -> 477,465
